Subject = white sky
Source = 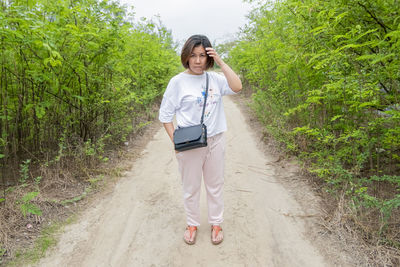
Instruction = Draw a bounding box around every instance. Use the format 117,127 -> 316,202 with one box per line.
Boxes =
118,0 -> 254,46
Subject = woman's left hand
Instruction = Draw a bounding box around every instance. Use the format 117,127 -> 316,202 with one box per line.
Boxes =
205,47 -> 224,67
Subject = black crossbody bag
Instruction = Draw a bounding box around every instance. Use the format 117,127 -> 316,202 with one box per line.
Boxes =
173,73 -> 209,152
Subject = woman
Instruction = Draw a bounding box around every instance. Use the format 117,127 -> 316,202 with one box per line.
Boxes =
159,35 -> 242,245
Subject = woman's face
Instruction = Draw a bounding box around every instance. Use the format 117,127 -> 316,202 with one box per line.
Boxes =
187,45 -> 207,75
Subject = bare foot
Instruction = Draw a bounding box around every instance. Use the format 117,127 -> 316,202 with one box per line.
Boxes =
211,225 -> 223,245
184,226 -> 197,245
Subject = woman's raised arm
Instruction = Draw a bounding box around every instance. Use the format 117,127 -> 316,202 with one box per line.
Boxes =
205,47 -> 242,93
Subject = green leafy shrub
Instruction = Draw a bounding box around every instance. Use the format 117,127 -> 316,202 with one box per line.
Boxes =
229,0 -> 400,249
17,192 -> 42,218
0,0 -> 180,178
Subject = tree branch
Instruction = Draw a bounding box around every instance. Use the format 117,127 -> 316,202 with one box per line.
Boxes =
357,2 -> 392,34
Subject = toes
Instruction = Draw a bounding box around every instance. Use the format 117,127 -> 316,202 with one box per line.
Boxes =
191,235 -> 195,242
184,229 -> 196,243
212,230 -> 222,242
185,230 -> 192,241
216,232 -> 223,242
219,233 -> 223,241
184,231 -> 189,241
211,228 -> 223,243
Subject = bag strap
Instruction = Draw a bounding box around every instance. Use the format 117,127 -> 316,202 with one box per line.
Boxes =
200,72 -> 209,124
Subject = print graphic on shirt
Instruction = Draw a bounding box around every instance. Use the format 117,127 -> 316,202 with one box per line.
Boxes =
196,82 -> 219,120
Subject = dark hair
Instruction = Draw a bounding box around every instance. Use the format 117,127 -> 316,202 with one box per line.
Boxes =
181,35 -> 214,70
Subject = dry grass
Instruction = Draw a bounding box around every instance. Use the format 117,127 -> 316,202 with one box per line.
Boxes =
232,93 -> 400,266
0,119 -> 160,266
319,191 -> 400,266
1,93 -> 398,266
0,167 -> 86,263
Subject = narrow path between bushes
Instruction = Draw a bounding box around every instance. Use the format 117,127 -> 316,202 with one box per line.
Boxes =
32,97 -> 341,267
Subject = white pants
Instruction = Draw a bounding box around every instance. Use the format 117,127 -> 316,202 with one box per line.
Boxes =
175,133 -> 225,226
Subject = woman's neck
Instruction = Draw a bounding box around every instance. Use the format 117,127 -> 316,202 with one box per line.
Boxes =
185,69 -> 204,75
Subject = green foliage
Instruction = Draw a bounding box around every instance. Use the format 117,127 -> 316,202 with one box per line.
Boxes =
354,175 -> 400,227
0,245 -> 5,261
6,217 -> 70,266
228,0 -> 400,241
19,160 -> 31,184
34,176 -> 42,186
17,191 -> 42,218
60,184 -> 92,206
0,0 -> 180,174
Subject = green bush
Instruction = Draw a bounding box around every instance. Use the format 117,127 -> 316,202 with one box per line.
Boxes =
229,0 -> 399,244
0,0 -> 180,174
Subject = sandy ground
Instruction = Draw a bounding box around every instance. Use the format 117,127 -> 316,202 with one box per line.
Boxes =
33,97 -> 334,267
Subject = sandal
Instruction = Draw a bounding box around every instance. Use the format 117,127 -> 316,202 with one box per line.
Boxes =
183,225 -> 197,245
211,225 -> 223,245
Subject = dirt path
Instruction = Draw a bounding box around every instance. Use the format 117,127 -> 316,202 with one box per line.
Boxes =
33,97 -> 333,267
